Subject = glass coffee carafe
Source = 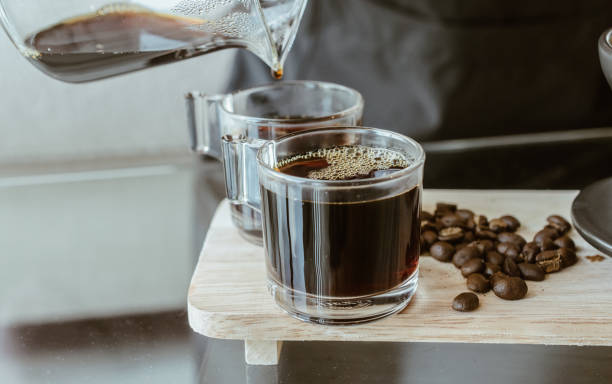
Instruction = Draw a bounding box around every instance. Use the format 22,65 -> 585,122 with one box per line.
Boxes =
0,0 -> 307,82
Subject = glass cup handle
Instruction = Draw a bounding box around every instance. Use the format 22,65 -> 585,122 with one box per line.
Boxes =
221,135 -> 264,212
185,92 -> 225,160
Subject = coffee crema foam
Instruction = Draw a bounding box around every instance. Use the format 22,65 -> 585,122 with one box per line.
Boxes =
276,145 -> 411,180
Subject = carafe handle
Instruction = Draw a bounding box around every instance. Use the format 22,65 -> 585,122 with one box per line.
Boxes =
186,92 -> 224,160
221,135 -> 265,211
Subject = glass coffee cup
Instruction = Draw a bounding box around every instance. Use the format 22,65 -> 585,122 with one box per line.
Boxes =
233,126 -> 425,325
187,81 -> 364,245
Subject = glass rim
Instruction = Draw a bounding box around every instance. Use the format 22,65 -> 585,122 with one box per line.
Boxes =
220,80 -> 364,125
602,29 -> 612,52
256,126 -> 426,187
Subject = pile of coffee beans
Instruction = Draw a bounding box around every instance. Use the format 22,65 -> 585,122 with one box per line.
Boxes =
421,203 -> 577,312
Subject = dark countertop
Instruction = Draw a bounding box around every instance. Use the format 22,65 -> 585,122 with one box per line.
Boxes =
1,131 -> 611,383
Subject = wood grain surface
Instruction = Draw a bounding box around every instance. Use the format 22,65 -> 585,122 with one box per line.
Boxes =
188,190 -> 611,346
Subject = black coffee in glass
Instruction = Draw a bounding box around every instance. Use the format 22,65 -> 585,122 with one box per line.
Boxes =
261,145 -> 421,297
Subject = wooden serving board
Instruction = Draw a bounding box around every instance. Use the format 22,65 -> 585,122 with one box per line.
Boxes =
188,190 -> 611,365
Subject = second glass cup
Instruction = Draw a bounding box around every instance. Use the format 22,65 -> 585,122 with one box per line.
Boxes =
187,81 -> 364,244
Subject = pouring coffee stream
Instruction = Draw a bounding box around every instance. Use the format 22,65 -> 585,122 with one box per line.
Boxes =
0,1 -> 307,82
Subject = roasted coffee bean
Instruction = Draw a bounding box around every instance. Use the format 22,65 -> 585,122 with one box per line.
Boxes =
421,220 -> 438,232
464,218 -> 476,231
492,276 -> 528,300
468,240 -> 489,254
452,292 -> 479,312
453,246 -> 482,268
497,242 -> 521,260
539,236 -> 558,251
455,242 -> 469,252
475,228 -> 498,240
421,210 -> 434,222
420,235 -> 425,250
534,228 -> 560,243
456,209 -> 475,221
476,215 -> 489,228
503,257 -> 521,277
430,241 -> 454,262
518,263 -> 545,281
535,250 -> 562,273
538,258 -> 562,273
535,250 -> 559,262
441,214 -> 465,228
483,262 -> 502,278
463,231 -> 475,242
497,232 -> 526,248
490,271 -> 508,287
554,236 -> 575,250
489,218 -> 509,233
422,230 -> 438,246
521,242 -> 540,263
461,258 -> 485,277
486,251 -> 505,266
436,202 -> 457,213
559,248 -> 577,268
547,215 -> 571,234
500,215 -> 521,232
439,227 -> 464,242
480,240 -> 495,252
466,273 -> 490,293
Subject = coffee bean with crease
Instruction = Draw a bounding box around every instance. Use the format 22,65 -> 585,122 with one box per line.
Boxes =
518,263 -> 545,281
492,276 -> 528,300
461,258 -> 485,277
535,250 -> 563,273
486,251 -> 505,266
547,215 -> 571,234
497,242 -> 521,261
441,214 -> 465,228
475,228 -> 498,240
422,230 -> 438,247
489,218 -> 509,233
554,236 -> 575,250
521,242 -> 540,263
438,227 -> 464,243
497,232 -> 526,248
500,215 -> 520,232
483,262 -> 501,278
452,292 -> 479,312
466,273 -> 490,293
503,257 -> 521,277
452,246 -> 482,268
430,241 -> 454,262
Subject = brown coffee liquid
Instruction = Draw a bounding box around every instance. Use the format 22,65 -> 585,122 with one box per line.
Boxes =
24,4 -> 283,82
262,146 -> 420,297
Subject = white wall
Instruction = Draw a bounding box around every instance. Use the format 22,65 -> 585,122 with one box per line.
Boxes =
0,31 -> 235,165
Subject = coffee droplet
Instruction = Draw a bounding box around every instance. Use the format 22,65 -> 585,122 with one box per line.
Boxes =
272,67 -> 283,80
